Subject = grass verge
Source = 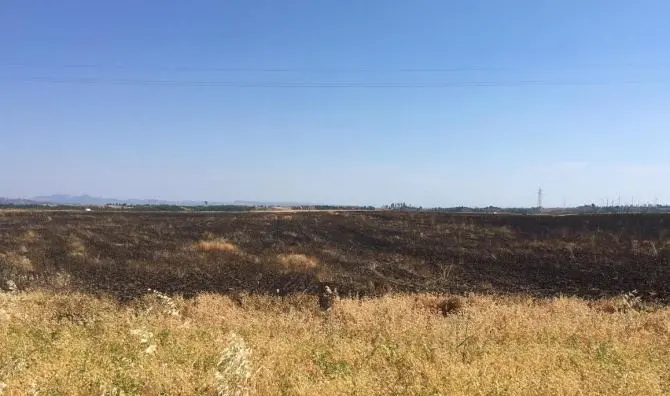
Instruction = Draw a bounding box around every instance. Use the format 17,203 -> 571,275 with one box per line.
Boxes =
0,290 -> 668,395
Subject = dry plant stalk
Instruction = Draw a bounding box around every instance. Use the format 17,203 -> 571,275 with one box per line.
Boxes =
215,332 -> 254,396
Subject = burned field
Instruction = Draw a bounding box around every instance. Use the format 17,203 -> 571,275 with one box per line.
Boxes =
1,210 -> 669,302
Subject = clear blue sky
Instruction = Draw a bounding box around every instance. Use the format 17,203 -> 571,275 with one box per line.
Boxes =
2,1 -> 670,207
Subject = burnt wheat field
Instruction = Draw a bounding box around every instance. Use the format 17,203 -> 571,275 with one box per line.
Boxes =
1,210 -> 669,301
1,210 -> 670,395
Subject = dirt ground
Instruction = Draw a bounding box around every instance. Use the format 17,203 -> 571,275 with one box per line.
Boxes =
1,210 -> 669,302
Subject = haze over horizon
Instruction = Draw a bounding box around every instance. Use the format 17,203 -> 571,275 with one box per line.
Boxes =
2,1 -> 670,208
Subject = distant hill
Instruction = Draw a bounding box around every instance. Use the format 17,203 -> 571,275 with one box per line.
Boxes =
29,194 -> 225,206
31,194 -> 114,205
2,194 -> 328,208
0,197 -> 41,205
25,195 -> 315,207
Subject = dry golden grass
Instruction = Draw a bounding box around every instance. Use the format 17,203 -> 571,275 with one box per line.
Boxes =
0,290 -> 668,395
19,230 -> 39,243
195,238 -> 242,254
276,253 -> 318,273
67,235 -> 87,258
0,252 -> 34,272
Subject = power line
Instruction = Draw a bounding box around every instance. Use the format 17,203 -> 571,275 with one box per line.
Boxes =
0,63 -> 513,73
3,62 -> 670,73
1,75 -> 667,88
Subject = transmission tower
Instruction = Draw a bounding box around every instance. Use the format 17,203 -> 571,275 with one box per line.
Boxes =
537,187 -> 543,210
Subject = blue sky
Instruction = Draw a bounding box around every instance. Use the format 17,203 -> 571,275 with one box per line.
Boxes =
2,1 -> 670,207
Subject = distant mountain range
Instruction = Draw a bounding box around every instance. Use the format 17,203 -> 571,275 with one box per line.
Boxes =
28,194 -> 219,206
1,195 -> 312,207
0,197 -> 41,205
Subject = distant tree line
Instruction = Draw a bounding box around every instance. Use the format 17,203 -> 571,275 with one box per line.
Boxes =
123,204 -> 253,212
0,204 -> 45,209
307,205 -> 376,210
192,205 -> 253,212
566,204 -> 670,214
253,205 -> 376,210
426,206 -> 539,214
384,202 -> 423,211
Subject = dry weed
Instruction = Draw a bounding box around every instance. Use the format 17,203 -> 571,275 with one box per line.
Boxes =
416,295 -> 465,316
438,296 -> 464,316
147,288 -> 181,317
276,253 -> 318,273
19,230 -> 39,242
67,235 -> 87,257
214,332 -> 254,396
591,290 -> 648,314
0,252 -> 34,272
3,280 -> 18,293
196,238 -> 242,254
318,285 -> 338,311
631,239 -> 659,257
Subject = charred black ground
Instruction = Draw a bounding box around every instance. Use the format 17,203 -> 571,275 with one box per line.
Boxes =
1,210 -> 668,302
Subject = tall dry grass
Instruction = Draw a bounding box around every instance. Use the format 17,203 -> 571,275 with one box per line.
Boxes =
275,253 -> 319,273
0,290 -> 669,395
195,238 -> 241,254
